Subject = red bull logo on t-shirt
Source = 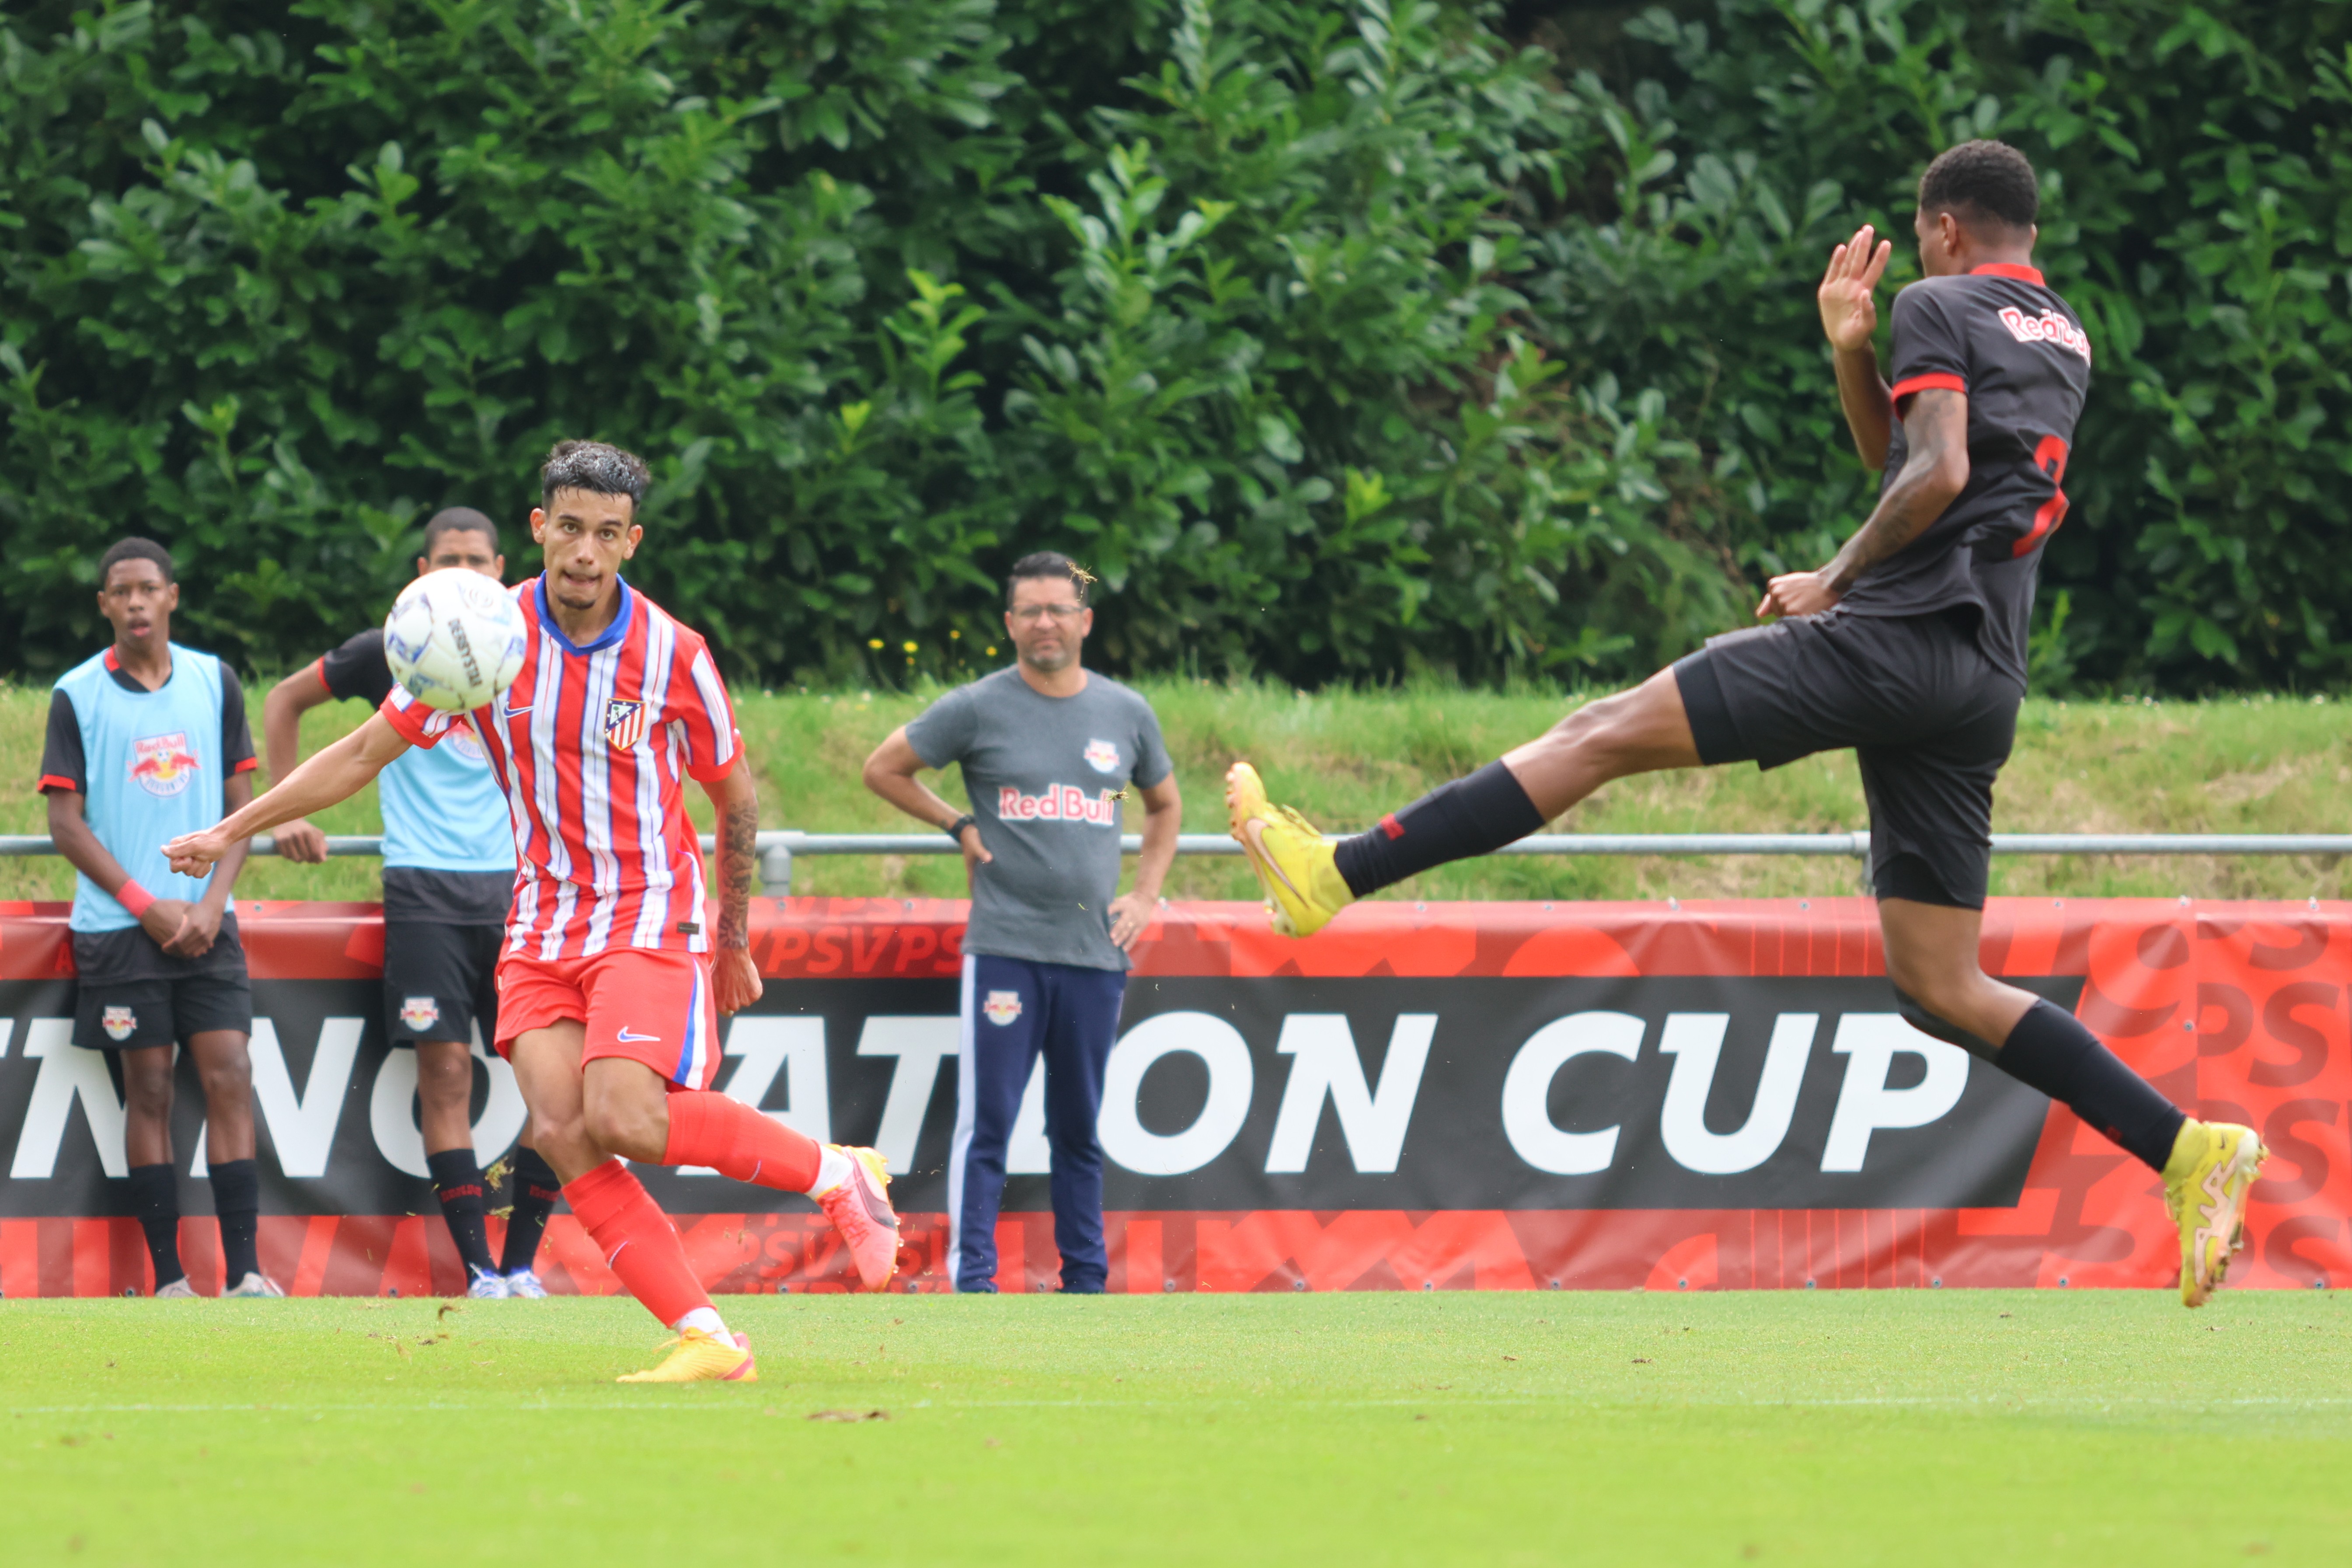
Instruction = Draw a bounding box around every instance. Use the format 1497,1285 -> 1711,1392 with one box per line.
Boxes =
128,732 -> 199,798
997,784 -> 1120,825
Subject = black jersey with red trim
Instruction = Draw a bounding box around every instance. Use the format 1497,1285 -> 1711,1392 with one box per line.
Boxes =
1841,262 -> 2091,683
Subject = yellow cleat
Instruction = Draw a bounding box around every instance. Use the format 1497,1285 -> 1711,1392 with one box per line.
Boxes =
2162,1120 -> 2267,1308
616,1328 -> 758,1383
1224,762 -> 1355,938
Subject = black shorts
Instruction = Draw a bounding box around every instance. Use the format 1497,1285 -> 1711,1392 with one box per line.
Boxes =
383,920 -> 503,1046
72,923 -> 253,1051
1673,607 -> 2023,909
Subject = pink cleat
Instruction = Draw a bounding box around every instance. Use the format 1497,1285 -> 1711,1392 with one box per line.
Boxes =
816,1146 -> 901,1293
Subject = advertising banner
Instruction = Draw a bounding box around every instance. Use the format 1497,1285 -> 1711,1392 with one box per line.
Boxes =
0,897 -> 2344,1296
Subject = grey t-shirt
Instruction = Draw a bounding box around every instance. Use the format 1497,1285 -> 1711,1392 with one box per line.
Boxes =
905,666 -> 1172,972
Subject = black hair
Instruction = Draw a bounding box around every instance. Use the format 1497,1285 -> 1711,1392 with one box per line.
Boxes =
1917,139 -> 2039,233
422,506 -> 498,556
1005,551 -> 1091,608
98,537 -> 174,588
540,439 -> 650,514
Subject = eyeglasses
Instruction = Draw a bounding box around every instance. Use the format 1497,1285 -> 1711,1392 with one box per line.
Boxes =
1010,603 -> 1086,625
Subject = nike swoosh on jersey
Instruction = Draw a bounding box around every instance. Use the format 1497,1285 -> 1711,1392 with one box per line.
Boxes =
614,1026 -> 662,1044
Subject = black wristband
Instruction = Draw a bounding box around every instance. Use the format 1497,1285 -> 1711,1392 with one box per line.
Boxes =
944,813 -> 977,842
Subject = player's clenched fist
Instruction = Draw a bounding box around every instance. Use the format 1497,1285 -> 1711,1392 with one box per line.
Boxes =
1756,568 -> 1841,621
164,829 -> 229,878
1818,223 -> 1893,352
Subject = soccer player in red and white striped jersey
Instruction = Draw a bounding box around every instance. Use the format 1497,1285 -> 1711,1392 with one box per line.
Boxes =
169,441 -> 903,1382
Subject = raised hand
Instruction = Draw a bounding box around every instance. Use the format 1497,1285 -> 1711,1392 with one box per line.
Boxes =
1818,223 -> 1892,352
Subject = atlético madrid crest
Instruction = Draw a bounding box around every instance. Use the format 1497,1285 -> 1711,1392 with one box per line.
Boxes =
101,1006 -> 137,1042
603,699 -> 648,751
399,996 -> 440,1031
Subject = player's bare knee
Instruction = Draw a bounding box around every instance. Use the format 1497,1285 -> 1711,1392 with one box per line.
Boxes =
122,1063 -> 174,1119
581,1097 -> 664,1164
414,1042 -> 473,1107
195,1052 -> 251,1103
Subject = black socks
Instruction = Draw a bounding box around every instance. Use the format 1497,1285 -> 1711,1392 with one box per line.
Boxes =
1331,761 -> 1547,898
209,1157 -> 261,1286
127,1162 -> 184,1290
427,1148 -> 495,1276
1997,999 -> 2186,1174
498,1146 -> 560,1276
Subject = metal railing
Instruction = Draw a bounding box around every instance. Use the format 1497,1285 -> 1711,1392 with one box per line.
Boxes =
5,830 -> 2348,898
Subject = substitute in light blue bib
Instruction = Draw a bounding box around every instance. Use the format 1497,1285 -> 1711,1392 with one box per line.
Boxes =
379,719 -> 514,872
53,645 -> 239,933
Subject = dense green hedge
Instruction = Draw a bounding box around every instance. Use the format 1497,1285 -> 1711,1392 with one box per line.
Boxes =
2,0 -> 2347,690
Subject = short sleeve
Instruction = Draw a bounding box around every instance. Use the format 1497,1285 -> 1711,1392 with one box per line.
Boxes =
668,643 -> 740,783
381,684 -> 459,749
218,666 -> 258,774
319,628 -> 394,706
1888,283 -> 1969,407
38,691 -> 84,794
903,686 -> 977,770
1130,699 -> 1172,789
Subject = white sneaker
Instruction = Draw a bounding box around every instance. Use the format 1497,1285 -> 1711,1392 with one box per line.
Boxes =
467,1265 -> 510,1300
503,1268 -> 548,1300
154,1277 -> 200,1299
223,1272 -> 286,1298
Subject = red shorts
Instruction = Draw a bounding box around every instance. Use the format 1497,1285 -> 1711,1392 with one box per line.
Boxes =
493,946 -> 721,1090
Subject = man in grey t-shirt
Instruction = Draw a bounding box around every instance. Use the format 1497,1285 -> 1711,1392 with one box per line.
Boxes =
864,552 -> 1181,1292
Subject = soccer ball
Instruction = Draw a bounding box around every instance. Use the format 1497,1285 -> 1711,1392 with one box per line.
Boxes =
383,568 -> 528,712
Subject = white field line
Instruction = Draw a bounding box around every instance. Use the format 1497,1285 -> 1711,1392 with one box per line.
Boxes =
11,1395 -> 2352,1415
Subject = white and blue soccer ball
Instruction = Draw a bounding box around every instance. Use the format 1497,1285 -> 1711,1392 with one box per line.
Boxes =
383,568 -> 527,712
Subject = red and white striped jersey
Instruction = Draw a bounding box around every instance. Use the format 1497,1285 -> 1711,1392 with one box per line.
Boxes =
381,576 -> 742,958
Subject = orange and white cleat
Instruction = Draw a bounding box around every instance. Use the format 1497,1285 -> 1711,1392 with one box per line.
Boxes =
617,1328 -> 757,1383
817,1145 -> 901,1292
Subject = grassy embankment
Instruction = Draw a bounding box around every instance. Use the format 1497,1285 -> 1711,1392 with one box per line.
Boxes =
0,681 -> 2342,905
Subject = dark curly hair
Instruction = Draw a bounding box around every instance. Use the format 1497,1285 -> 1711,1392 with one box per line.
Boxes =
1917,139 -> 2039,232
540,439 -> 650,514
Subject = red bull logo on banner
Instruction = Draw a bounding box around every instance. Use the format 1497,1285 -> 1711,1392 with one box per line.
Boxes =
997,784 -> 1121,825
128,732 -> 199,797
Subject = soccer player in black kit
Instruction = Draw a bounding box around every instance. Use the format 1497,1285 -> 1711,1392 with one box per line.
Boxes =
1226,140 -> 2268,1307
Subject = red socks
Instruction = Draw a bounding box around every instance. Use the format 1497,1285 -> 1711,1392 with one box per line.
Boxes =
661,1091 -> 823,1192
562,1160 -> 710,1327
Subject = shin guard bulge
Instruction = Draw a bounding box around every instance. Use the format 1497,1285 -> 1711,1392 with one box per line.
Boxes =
660,1090 -> 823,1192
1997,999 -> 2186,1173
1332,761 -> 1546,898
562,1160 -> 711,1327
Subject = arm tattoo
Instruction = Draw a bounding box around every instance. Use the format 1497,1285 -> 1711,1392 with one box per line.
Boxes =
716,797 -> 758,949
1824,387 -> 1968,593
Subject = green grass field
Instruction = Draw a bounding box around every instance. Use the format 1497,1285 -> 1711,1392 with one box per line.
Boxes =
1,1291 -> 2345,1565
0,680 -> 2347,906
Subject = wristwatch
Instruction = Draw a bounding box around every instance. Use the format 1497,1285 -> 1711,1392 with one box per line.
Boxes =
944,813 -> 978,842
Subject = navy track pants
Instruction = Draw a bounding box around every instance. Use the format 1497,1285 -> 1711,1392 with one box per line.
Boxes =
948,952 -> 1126,1292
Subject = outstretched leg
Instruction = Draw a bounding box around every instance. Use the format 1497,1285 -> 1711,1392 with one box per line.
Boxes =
1227,668 -> 1700,935
1880,898 -> 2266,1308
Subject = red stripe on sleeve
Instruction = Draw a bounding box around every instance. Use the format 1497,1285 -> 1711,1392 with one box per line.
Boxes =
37,774 -> 79,794
1890,373 -> 1966,403
232,756 -> 260,774
379,691 -> 441,749
311,657 -> 332,694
